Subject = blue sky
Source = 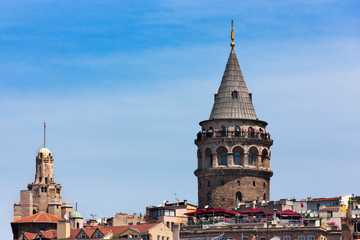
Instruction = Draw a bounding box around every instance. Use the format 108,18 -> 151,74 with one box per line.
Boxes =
1,0 -> 360,238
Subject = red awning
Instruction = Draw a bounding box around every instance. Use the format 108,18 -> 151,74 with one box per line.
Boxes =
276,209 -> 301,216
239,208 -> 273,216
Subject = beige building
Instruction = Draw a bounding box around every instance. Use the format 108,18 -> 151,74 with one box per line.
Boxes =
107,212 -> 146,226
146,200 -> 197,230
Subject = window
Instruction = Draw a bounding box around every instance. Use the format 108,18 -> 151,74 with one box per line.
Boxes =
221,152 -> 227,165
263,193 -> 266,201
237,180 -> 240,186
210,154 -> 213,166
162,236 -> 165,240
308,236 -> 315,240
253,181 -> 255,187
248,153 -> 253,165
76,222 -> 80,228
207,193 -> 212,202
235,125 -> 240,136
221,180 -> 224,186
231,90 -> 238,99
243,237 -> 248,240
208,181 -> 211,187
164,209 -> 175,216
298,236 -> 305,240
284,236 -> 290,240
263,182 -> 266,188
94,232 -> 103,239
45,177 -> 48,184
234,152 -> 241,165
316,203 -> 320,211
260,238 -> 266,240
236,192 -> 242,203
166,222 -> 170,228
327,211 -> 333,218
157,236 -> 160,240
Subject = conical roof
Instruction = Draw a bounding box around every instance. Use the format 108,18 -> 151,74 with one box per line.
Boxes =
209,48 -> 257,120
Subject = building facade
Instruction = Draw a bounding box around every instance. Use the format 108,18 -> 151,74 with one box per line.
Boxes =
194,23 -> 273,209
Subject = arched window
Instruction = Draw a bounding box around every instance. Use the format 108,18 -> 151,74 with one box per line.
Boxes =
207,193 -> 212,202
221,152 -> 227,165
237,180 -> 240,186
236,192 -> 242,203
76,222 -> 80,229
234,152 -> 241,165
248,153 -> 253,165
205,148 -> 213,167
263,193 -> 266,201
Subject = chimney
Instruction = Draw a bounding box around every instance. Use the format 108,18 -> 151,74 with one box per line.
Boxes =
57,220 -> 70,239
184,200 -> 187,205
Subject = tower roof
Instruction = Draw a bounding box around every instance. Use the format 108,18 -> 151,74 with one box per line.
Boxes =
38,147 -> 51,157
209,48 -> 257,120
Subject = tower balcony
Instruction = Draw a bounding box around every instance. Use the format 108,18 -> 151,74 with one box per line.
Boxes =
195,130 -> 273,144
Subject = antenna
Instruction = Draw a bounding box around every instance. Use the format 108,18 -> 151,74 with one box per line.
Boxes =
76,202 -> 78,211
174,193 -> 178,202
90,214 -> 97,220
43,121 -> 46,148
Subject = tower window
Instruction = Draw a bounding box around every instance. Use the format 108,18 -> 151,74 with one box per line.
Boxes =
220,152 -> 227,165
207,193 -> 212,202
263,193 -> 266,201
45,177 -> 48,184
208,181 -> 211,187
248,153 -> 253,165
221,180 -> 224,186
234,152 -> 241,165
231,90 -> 238,99
263,182 -> 266,188
253,181 -> 255,187
210,154 -> 213,167
236,192 -> 242,203
237,180 -> 240,186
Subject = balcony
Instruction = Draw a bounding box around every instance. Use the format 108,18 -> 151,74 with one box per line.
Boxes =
195,130 -> 272,143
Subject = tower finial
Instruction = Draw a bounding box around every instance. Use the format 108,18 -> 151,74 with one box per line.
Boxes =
230,20 -> 235,48
44,121 -> 46,148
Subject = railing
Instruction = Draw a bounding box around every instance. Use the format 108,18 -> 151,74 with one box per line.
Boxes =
196,130 -> 272,142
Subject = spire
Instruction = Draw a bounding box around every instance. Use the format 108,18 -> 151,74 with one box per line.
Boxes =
230,20 -> 235,48
43,121 -> 46,148
209,24 -> 257,120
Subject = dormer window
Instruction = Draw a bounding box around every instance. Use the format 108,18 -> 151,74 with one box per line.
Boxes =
231,90 -> 238,99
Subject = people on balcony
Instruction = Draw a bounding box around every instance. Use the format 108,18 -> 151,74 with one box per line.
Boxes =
197,126 -> 271,140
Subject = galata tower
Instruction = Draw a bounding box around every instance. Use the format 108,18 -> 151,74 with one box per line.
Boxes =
194,22 -> 273,209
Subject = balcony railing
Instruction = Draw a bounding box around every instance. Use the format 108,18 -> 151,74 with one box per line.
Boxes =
196,130 -> 272,142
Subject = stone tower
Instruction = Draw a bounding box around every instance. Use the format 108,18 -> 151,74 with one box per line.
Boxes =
194,22 -> 273,209
13,124 -> 71,220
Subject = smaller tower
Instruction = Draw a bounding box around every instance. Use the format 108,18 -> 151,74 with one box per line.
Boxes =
70,204 -> 83,229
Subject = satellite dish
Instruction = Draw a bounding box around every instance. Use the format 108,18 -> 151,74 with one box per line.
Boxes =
204,205 -> 209,209
352,214 -> 356,219
310,212 -> 314,217
163,200 -> 167,204
64,213 -> 69,221
314,211 -> 318,217
306,209 -> 311,214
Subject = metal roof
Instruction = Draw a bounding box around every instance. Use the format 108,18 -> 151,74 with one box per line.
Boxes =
209,48 -> 257,120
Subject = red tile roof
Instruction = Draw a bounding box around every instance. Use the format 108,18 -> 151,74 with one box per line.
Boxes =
24,232 -> 37,240
39,229 -> 57,239
11,212 -> 62,223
